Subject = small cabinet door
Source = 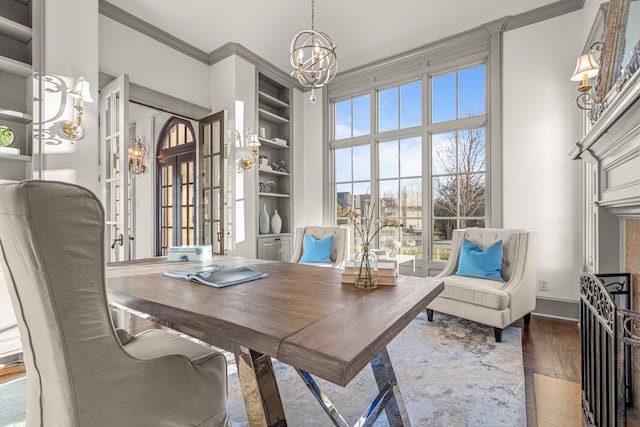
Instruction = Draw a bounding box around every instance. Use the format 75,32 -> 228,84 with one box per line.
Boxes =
258,236 -> 292,261
258,238 -> 278,260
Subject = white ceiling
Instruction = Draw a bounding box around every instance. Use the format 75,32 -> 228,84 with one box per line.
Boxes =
107,0 -> 561,73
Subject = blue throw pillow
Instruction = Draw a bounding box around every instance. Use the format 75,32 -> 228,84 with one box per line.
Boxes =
455,238 -> 504,282
299,234 -> 334,263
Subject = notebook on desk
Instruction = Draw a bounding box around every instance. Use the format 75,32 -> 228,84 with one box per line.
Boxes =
163,265 -> 267,288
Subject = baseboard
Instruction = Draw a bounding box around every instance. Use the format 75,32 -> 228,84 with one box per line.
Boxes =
534,297 -> 579,321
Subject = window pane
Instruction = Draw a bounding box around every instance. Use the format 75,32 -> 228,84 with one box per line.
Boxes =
400,81 -> 422,128
433,175 -> 457,217
353,183 -> 371,211
335,147 -> 352,182
335,100 -> 351,140
401,178 -> 422,212
378,140 -> 398,179
459,65 -> 485,117
458,128 -> 485,173
378,87 -> 399,132
336,183 -> 352,217
400,137 -> 421,177
460,173 -> 486,217
432,132 -> 456,175
379,180 -> 399,217
353,145 -> 370,181
433,219 -> 456,261
461,218 -> 485,228
403,218 -> 422,257
353,95 -> 370,137
432,72 -> 456,123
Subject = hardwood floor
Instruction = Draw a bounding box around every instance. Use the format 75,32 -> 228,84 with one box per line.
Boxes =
0,314 -> 598,426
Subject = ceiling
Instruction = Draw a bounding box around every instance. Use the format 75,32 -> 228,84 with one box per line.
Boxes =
106,0 -> 564,73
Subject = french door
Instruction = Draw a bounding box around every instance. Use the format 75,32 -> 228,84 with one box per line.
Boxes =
99,74 -> 130,262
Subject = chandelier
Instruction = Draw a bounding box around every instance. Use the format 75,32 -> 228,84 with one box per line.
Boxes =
289,0 -> 337,103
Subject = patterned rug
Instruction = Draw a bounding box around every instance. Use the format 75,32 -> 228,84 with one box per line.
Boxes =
0,313 -> 525,427
227,312 -> 525,426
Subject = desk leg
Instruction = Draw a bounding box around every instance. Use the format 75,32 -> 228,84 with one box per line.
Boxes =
369,347 -> 412,427
236,346 -> 287,427
297,347 -> 411,427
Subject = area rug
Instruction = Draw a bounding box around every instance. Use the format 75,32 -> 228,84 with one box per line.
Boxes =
0,313 -> 525,427
227,312 -> 526,426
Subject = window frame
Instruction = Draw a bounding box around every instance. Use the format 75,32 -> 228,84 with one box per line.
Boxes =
325,32 -> 500,275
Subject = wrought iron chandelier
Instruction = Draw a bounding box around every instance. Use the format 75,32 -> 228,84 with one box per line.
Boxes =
289,0 -> 337,104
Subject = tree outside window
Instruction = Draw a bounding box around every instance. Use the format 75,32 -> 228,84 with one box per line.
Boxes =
432,127 -> 486,260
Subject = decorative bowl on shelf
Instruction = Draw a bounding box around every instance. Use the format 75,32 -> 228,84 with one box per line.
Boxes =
0,125 -> 15,147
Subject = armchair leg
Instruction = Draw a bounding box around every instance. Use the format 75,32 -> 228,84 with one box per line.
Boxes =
524,313 -> 532,326
493,327 -> 503,343
426,309 -> 434,321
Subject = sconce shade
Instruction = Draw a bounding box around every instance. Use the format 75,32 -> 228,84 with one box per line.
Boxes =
571,54 -> 600,82
68,76 -> 94,103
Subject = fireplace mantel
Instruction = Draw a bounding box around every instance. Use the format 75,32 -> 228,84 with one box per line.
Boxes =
572,66 -> 640,274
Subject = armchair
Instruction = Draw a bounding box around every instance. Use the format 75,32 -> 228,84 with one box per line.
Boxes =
290,226 -> 350,268
0,181 -> 229,426
427,228 -> 537,342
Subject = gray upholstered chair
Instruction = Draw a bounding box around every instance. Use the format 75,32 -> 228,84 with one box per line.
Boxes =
290,226 -> 350,268
0,180 -> 229,426
427,228 -> 537,342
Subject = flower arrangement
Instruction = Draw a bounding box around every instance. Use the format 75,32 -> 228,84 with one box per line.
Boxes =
345,204 -> 403,289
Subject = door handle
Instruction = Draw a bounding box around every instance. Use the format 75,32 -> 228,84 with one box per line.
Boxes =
111,234 -> 123,249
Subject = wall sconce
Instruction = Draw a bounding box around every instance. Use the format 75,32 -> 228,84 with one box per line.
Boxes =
129,137 -> 148,175
237,129 -> 260,172
571,54 -> 600,118
60,76 -> 93,140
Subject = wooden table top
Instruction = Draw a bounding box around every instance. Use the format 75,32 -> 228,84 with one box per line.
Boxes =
106,256 -> 443,386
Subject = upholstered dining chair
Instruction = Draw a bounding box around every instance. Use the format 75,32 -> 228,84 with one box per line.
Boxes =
427,228 -> 537,342
0,180 -> 229,426
290,226 -> 350,268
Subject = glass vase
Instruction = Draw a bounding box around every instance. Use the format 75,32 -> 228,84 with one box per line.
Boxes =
355,243 -> 378,289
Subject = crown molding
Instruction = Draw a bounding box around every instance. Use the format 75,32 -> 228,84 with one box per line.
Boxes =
99,0 -> 209,64
504,0 -> 585,31
208,42 -> 303,90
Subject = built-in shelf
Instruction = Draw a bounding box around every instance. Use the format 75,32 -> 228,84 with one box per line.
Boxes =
0,15 -> 32,43
258,167 -> 289,176
258,108 -> 290,125
259,192 -> 290,198
0,109 -> 32,124
258,137 -> 289,150
0,153 -> 31,162
258,91 -> 289,109
0,55 -> 31,77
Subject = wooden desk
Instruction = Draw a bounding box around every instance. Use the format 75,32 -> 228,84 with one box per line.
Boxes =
107,256 -> 443,427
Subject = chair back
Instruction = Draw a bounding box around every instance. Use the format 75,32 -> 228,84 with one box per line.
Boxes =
0,181 -> 126,426
446,228 -> 528,282
290,226 -> 350,268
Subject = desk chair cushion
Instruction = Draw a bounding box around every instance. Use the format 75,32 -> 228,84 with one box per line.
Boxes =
299,234 -> 334,263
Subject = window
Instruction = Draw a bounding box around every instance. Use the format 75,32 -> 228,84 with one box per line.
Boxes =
330,59 -> 489,268
378,138 -> 422,257
432,128 -> 486,261
335,144 -> 371,249
156,117 -> 197,256
335,94 -> 370,140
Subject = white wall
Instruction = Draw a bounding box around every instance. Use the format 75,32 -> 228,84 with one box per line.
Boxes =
99,16 -> 211,108
35,0 -> 100,192
295,88 -> 325,229
209,56 -> 257,258
503,0 -> 602,302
